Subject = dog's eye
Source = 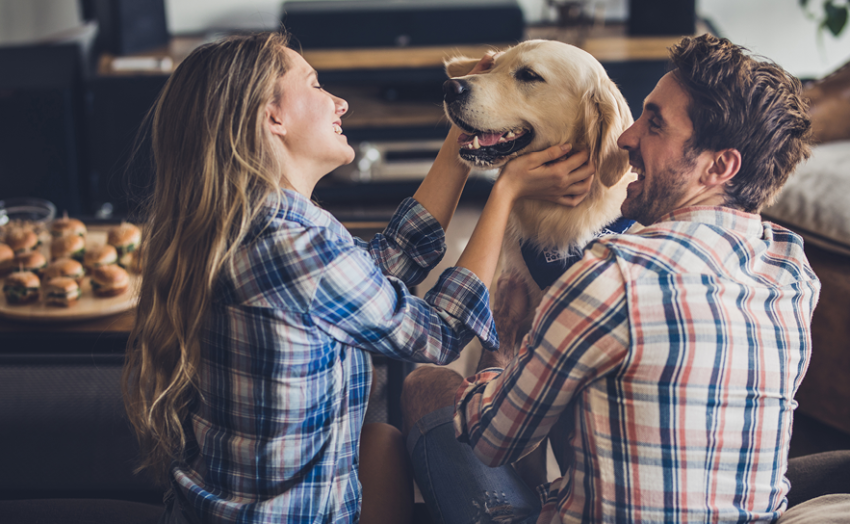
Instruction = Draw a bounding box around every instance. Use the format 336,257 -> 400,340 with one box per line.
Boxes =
514,67 -> 544,83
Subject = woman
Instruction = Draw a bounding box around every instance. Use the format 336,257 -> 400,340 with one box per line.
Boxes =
122,31 -> 594,524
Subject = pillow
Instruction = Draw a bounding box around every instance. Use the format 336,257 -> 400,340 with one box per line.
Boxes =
762,140 -> 850,256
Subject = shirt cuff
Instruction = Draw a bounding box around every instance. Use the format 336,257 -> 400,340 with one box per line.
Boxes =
452,369 -> 503,444
383,197 -> 446,271
424,266 -> 499,352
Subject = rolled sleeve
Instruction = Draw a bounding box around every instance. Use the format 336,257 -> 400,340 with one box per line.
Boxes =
359,197 -> 447,288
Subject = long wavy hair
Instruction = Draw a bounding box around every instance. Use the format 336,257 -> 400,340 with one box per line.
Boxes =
122,31 -> 290,482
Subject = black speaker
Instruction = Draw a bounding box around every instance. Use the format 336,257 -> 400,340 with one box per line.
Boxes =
628,0 -> 695,36
281,0 -> 525,49
83,0 -> 170,56
0,44 -> 88,216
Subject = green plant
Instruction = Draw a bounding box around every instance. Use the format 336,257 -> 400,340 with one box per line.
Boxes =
800,0 -> 849,36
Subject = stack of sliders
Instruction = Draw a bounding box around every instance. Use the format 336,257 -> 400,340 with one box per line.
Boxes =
1,218 -> 142,308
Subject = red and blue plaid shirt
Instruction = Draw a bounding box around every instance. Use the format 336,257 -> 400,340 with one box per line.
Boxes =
173,190 -> 497,523
455,206 -> 820,523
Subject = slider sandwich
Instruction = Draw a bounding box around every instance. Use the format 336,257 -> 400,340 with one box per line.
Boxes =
90,264 -> 129,297
5,228 -> 39,255
43,258 -> 85,283
84,244 -> 118,273
14,251 -> 48,277
3,270 -> 40,304
0,243 -> 13,276
106,223 -> 141,258
50,216 -> 87,239
51,234 -> 86,262
44,277 -> 81,307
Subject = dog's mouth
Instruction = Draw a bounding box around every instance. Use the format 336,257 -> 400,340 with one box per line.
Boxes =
450,115 -> 535,167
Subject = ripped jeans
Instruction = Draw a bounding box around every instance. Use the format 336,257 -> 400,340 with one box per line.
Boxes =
407,406 -> 542,524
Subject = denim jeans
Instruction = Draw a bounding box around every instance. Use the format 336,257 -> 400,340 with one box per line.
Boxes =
407,406 -> 542,524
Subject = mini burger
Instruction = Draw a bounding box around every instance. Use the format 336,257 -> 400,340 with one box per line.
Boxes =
43,258 -> 85,283
107,222 -> 141,258
51,234 -> 86,262
3,270 -> 40,304
90,264 -> 129,297
0,243 -> 13,276
50,216 -> 87,239
83,244 -> 118,273
14,251 -> 48,277
44,277 -> 81,307
5,228 -> 39,255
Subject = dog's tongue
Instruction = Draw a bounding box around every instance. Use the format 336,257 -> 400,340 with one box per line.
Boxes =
458,132 -> 504,147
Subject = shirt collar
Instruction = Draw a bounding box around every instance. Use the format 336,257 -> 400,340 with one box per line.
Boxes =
655,206 -> 765,238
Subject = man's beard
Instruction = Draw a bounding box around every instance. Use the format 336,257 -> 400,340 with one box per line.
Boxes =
622,149 -> 698,225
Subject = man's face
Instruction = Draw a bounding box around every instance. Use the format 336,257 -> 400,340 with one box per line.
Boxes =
617,72 -> 705,225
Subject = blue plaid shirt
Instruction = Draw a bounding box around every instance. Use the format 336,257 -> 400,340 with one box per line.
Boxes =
173,190 -> 497,523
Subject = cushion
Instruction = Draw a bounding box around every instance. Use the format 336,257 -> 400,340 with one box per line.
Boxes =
776,494 -> 850,523
762,140 -> 850,255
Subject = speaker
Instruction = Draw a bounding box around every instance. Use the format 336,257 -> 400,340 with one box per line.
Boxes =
628,0 -> 695,36
83,0 -> 170,56
281,0 -> 525,49
0,44 -> 87,216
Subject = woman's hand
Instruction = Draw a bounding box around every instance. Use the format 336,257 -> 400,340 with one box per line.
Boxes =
495,144 -> 595,207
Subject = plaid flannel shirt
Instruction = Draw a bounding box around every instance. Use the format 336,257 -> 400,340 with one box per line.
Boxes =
173,190 -> 497,523
455,206 -> 820,523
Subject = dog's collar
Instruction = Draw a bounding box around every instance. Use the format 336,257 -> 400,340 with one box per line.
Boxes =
520,216 -> 635,290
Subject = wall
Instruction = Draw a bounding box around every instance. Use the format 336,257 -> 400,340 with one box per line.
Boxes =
0,0 -> 81,45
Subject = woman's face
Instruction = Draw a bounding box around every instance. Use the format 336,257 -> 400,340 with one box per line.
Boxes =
271,48 -> 355,185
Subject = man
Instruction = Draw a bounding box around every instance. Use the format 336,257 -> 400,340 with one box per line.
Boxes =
401,34 -> 820,523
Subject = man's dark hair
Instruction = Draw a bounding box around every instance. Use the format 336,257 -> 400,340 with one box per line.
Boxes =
669,34 -> 812,212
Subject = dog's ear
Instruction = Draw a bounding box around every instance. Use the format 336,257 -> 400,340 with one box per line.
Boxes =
583,79 -> 634,187
444,55 -> 481,78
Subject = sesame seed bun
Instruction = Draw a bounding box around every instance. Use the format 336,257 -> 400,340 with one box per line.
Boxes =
51,234 -> 86,261
3,270 -> 40,304
83,244 -> 118,272
44,276 -> 81,307
90,264 -> 129,297
43,258 -> 85,282
5,228 -> 39,254
50,217 -> 87,238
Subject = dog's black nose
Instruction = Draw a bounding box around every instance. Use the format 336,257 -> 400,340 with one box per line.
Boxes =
443,79 -> 468,104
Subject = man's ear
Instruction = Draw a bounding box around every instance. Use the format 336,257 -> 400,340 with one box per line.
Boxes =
266,104 -> 286,137
703,148 -> 741,187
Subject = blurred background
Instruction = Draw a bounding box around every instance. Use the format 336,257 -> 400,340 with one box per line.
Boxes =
0,0 -> 848,222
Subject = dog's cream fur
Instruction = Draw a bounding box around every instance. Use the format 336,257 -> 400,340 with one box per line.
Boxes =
445,40 -> 636,350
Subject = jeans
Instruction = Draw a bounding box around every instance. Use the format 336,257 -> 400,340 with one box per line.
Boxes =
407,406 -> 542,524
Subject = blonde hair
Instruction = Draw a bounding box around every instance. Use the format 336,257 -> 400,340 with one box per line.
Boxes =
123,32 -> 291,482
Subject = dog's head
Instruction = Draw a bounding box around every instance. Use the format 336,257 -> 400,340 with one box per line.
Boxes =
444,40 -> 633,187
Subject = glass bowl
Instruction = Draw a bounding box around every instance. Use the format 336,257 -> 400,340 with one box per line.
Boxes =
0,197 -> 57,227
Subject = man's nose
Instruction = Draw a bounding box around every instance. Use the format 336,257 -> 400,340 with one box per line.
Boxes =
443,79 -> 469,104
617,123 -> 637,151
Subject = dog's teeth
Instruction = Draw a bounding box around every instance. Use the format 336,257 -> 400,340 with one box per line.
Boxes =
506,131 -> 516,139
498,136 -> 507,143
472,136 -> 480,149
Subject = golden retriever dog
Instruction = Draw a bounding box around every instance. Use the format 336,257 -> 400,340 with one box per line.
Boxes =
444,39 -> 636,355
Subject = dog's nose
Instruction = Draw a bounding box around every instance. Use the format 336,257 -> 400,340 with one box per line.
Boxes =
443,79 -> 468,104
